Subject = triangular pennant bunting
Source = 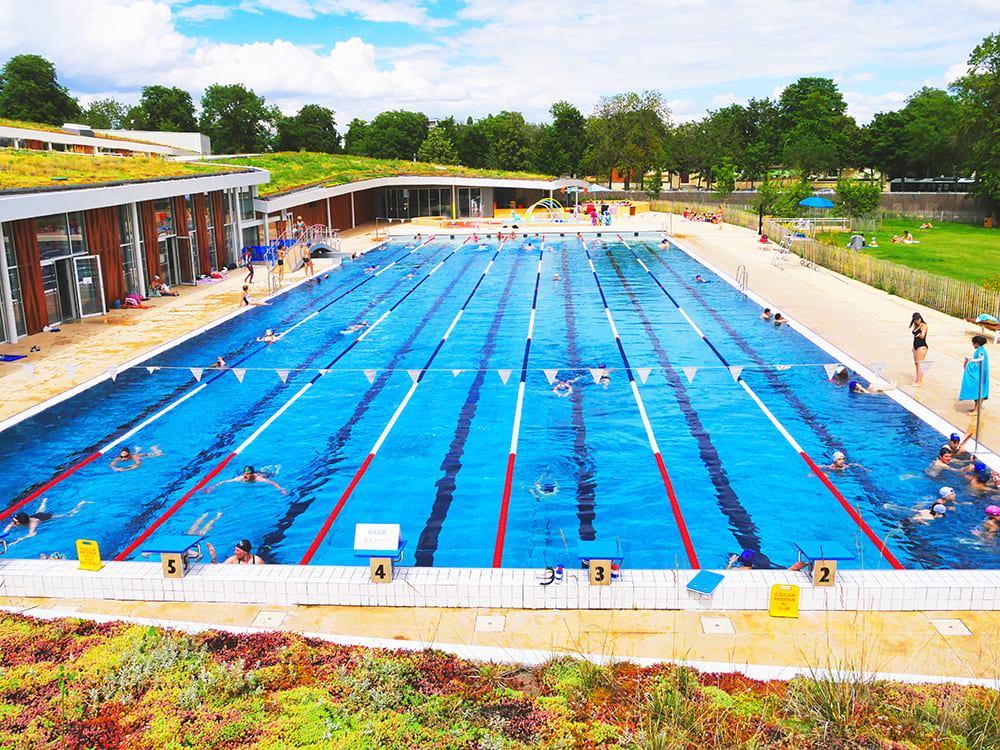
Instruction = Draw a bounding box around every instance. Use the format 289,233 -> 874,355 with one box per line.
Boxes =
64,365 -> 78,378
870,362 -> 886,378
407,369 -> 421,383
921,361 -> 933,375
317,369 -> 329,376
498,369 -> 512,385
682,367 -> 697,384
776,364 -> 792,371
543,369 -> 558,385
451,369 -> 464,376
590,368 -> 603,384
823,364 -> 840,379
189,367 -> 203,382
276,369 -> 290,383
636,367 -> 651,384
728,366 -> 743,381
233,368 -> 246,383
21,363 -> 35,377
146,366 -> 160,374
106,366 -> 118,381
364,369 -> 377,383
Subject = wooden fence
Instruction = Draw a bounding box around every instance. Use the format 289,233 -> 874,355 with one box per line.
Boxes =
651,199 -> 1000,321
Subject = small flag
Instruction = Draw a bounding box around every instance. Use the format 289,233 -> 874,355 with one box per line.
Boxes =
682,367 -> 697,383
146,366 -> 160,374
407,369 -> 421,383
590,368 -> 602,384
21,363 -> 35,377
870,362 -> 886,378
728,366 -> 743,381
823,364 -> 840,379
189,367 -> 203,382
364,369 -> 377,383
64,365 -> 78,378
451,369 -> 464,377
317,369 -> 330,376
276,369 -> 289,383
233,368 -> 246,383
498,369 -> 512,385
636,367 -> 651,384
543,369 -> 558,385
106,366 -> 118,381
776,364 -> 792,371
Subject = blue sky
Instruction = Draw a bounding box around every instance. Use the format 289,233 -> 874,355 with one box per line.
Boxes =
2,0 -> 999,128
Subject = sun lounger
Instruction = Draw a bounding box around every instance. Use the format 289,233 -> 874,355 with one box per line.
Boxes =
964,318 -> 1000,344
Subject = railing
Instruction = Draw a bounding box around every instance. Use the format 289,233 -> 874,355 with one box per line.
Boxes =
735,264 -> 748,295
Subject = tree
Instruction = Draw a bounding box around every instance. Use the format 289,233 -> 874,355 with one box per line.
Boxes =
199,84 -> 277,154
275,104 -> 341,153
835,178 -> 882,217
0,54 -> 79,125
773,179 -> 814,217
82,98 -> 129,129
585,91 -> 670,190
751,176 -> 782,234
861,109 -> 908,179
778,77 -> 852,176
479,111 -> 531,171
139,85 -> 196,131
901,88 -> 961,178
713,157 -> 736,199
456,119 -> 489,168
534,101 -> 586,176
416,127 -> 458,163
361,110 -> 428,160
343,118 -> 369,155
644,167 -> 663,202
952,34 -> 1000,211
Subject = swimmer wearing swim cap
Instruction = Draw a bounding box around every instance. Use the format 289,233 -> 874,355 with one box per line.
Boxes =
727,549 -> 756,569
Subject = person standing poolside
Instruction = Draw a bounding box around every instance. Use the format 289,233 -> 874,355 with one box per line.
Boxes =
960,335 -> 990,415
302,245 -> 314,277
243,248 -> 255,284
276,247 -> 285,283
909,312 -> 928,386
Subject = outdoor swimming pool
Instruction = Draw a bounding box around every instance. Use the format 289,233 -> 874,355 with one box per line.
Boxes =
1,234 -> 997,570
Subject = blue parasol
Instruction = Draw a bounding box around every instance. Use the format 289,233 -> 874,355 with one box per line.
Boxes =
799,196 -> 835,208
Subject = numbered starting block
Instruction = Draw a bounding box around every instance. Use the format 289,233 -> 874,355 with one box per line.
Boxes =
354,523 -> 406,583
577,540 -> 624,586
793,540 -> 855,587
140,535 -> 206,579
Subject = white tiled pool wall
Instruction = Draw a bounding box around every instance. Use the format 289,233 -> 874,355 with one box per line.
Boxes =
3,560 -> 999,611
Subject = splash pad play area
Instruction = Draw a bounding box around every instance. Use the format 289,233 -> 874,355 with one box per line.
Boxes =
1,223 -> 999,614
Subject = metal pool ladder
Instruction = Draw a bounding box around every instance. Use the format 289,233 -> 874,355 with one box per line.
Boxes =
735,264 -> 748,296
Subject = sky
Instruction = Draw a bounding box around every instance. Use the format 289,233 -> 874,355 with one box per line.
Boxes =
1,0 -> 999,128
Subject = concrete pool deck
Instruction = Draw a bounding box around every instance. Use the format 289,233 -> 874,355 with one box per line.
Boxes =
2,213 -> 999,681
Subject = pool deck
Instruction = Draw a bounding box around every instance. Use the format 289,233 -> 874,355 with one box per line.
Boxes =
2,214 -> 1000,682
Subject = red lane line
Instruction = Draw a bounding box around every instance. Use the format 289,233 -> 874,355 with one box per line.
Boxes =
0,451 -> 102,522
299,453 -> 375,565
799,452 -> 904,569
492,453 -> 518,567
113,453 -> 238,561
653,452 -> 700,568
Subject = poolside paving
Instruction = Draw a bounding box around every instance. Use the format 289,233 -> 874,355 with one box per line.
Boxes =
2,213 -> 999,682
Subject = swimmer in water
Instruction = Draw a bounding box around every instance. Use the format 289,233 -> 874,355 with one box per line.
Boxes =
257,328 -> 280,343
694,275 -> 709,283
342,320 -> 369,333
111,445 -> 163,472
528,476 -> 559,499
849,379 -> 897,395
975,504 -> 1000,541
821,450 -> 864,472
911,502 -> 948,524
2,498 -> 89,545
204,465 -> 287,494
760,308 -> 772,321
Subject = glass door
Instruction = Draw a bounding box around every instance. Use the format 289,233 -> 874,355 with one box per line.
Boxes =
41,263 -> 65,325
73,255 -> 106,318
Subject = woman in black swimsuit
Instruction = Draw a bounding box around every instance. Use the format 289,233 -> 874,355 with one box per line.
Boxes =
910,312 -> 928,386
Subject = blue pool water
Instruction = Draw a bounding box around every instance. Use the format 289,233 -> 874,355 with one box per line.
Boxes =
1,235 -> 997,570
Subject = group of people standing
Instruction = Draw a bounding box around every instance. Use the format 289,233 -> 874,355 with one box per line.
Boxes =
909,312 -> 990,415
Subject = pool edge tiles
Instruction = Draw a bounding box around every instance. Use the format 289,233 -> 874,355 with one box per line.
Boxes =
2,560 -> 999,612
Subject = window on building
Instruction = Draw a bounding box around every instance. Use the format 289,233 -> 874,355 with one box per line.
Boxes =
1,223 -> 27,340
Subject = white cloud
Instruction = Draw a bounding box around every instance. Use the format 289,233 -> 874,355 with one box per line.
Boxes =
176,4 -> 232,21
1,0 -> 998,126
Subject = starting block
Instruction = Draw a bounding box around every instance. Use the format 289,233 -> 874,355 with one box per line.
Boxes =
577,540 -> 624,586
354,523 -> 406,583
794,540 -> 855,587
140,535 -> 206,579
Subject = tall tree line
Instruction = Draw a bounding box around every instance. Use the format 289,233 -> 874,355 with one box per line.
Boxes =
4,32 -> 1000,209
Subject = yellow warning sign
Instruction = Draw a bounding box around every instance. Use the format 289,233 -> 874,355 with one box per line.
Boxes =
76,539 -> 103,571
768,584 -> 799,618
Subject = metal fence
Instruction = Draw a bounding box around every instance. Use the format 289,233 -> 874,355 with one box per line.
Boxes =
651,200 -> 1000,321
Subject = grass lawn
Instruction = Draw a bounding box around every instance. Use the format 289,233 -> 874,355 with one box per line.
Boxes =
816,218 -> 1000,287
